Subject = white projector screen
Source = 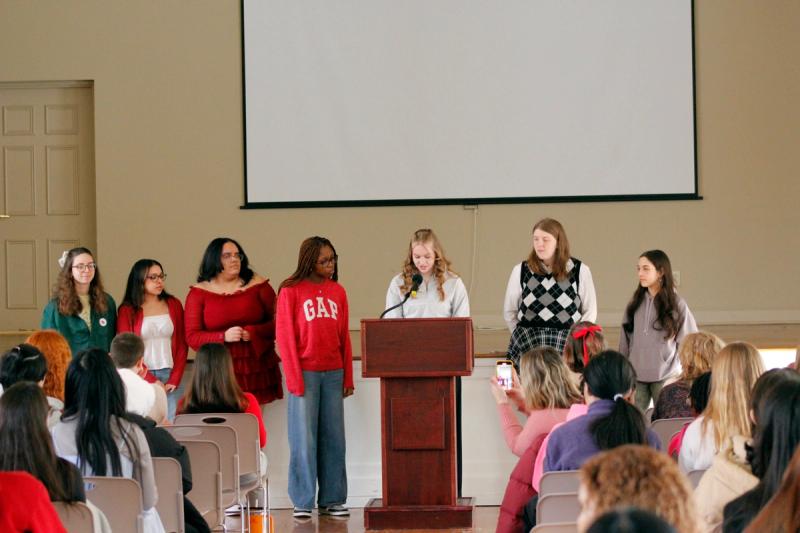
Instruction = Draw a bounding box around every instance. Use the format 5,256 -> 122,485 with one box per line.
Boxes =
242,1 -> 697,207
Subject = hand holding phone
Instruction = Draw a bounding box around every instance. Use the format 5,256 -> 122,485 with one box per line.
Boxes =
496,360 -> 513,391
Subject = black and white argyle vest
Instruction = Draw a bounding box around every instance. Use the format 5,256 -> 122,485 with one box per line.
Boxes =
517,258 -> 582,330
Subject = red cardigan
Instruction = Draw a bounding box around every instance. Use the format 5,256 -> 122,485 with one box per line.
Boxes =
0,472 -> 67,533
117,296 -> 188,388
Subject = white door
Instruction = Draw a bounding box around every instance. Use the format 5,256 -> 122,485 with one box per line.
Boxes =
0,82 -> 96,330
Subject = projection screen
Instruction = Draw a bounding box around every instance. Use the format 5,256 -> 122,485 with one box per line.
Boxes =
242,1 -> 697,207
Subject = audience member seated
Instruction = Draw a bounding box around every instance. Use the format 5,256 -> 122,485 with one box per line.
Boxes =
0,382 -> 85,503
562,321 -> 606,382
722,369 -> 800,532
652,332 -> 724,421
26,329 -> 72,404
679,342 -> 765,472
667,371 -> 712,458
694,369 -> 798,531
577,445 -> 700,533
0,471 -> 67,533
491,346 -> 582,533
110,333 -> 167,424
743,444 -> 800,533
0,343 -> 62,427
177,342 -> 267,448
52,348 -> 165,533
587,508 -> 678,533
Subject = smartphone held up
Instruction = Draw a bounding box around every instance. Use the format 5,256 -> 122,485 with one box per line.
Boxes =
496,360 -> 513,391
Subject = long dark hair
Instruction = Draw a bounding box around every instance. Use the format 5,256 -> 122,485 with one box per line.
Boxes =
197,237 -> 254,285
53,246 -> 108,315
583,350 -> 647,450
0,382 -> 71,502
0,343 -> 47,389
121,259 -> 172,311
746,369 -> 800,508
179,343 -> 247,414
62,348 -> 140,477
279,236 -> 339,290
623,250 -> 682,340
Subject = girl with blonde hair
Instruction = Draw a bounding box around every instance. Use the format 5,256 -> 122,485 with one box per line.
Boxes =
490,346 -> 582,533
679,341 -> 765,472
652,331 -> 725,421
577,444 -> 700,533
384,228 -> 469,318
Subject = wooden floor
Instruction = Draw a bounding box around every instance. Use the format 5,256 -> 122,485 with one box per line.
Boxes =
268,506 -> 501,533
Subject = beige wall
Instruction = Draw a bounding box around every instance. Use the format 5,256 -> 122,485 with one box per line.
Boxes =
2,1 -> 799,336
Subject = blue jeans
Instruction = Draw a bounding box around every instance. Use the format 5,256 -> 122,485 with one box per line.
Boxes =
287,369 -> 347,510
149,367 -> 183,422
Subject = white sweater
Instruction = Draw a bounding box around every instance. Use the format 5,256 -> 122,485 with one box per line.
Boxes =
384,272 -> 470,319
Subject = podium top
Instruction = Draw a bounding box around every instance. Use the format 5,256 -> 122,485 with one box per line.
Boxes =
360,317 -> 474,377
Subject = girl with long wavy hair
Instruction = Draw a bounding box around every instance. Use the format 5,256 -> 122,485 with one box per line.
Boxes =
41,247 -> 116,354
619,249 -> 698,411
679,341 -> 765,472
503,218 -> 597,365
276,236 -> 353,519
384,228 -> 469,318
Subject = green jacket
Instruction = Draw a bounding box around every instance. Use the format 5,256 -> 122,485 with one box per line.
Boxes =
41,294 -> 117,355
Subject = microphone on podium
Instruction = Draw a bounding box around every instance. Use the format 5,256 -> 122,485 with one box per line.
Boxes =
380,273 -> 423,318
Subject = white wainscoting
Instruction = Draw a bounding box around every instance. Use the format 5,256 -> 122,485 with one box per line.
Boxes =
262,358 -> 519,509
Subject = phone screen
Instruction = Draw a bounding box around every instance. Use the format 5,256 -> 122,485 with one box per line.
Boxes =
496,361 -> 513,390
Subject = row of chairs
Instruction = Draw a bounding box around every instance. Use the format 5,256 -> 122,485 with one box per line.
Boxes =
54,412 -> 262,533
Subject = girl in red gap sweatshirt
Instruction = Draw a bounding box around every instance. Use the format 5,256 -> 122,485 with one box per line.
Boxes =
276,236 -> 354,519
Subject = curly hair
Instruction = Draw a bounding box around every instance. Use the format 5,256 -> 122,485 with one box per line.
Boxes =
25,330 -> 72,402
399,229 -> 457,301
678,331 -> 725,381
52,247 -> 108,316
579,444 -> 700,533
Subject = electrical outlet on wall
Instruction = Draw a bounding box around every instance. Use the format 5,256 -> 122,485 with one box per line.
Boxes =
673,270 -> 681,286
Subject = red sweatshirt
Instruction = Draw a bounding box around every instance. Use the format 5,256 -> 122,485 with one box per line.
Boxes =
276,279 -> 353,396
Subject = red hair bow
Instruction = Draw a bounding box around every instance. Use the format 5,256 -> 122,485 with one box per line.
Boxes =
572,325 -> 603,367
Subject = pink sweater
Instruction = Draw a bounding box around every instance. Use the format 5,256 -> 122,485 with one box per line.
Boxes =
532,403 -> 588,491
496,403 -> 570,457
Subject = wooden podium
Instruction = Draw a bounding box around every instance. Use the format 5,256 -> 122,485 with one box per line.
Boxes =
361,317 -> 474,529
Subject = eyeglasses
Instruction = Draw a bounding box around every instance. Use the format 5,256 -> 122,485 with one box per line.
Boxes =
317,255 -> 338,267
145,274 -> 167,282
221,252 -> 243,262
72,263 -> 97,272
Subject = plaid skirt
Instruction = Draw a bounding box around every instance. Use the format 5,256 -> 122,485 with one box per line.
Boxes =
507,325 -> 569,367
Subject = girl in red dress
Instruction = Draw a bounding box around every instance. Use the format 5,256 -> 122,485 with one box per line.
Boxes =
185,238 -> 283,405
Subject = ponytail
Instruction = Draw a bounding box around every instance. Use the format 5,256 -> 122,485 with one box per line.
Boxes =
583,351 -> 647,450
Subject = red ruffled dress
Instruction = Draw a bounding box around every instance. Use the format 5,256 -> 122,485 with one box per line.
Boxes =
185,281 -> 283,404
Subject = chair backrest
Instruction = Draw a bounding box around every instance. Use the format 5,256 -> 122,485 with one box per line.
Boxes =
531,523 -> 578,532
53,501 -> 95,532
644,406 -> 654,426
174,412 -> 262,480
164,423 -> 240,508
539,470 -> 580,497
153,457 -> 185,533
84,476 -> 144,533
181,439 -> 224,530
687,468 -> 707,489
536,492 -> 581,525
650,417 -> 694,449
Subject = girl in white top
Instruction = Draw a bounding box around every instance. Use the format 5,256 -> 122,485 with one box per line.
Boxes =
385,228 -> 470,318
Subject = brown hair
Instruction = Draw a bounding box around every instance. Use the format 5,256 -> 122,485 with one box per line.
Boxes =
179,343 -> 247,414
702,341 -> 765,449
399,228 -> 457,301
109,333 -> 145,369
744,445 -> 800,533
563,321 -> 606,373
279,236 -> 338,291
527,218 -> 572,281
519,346 -> 582,410
24,330 -> 71,402
52,247 -> 108,315
579,444 -> 700,533
678,331 -> 725,381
